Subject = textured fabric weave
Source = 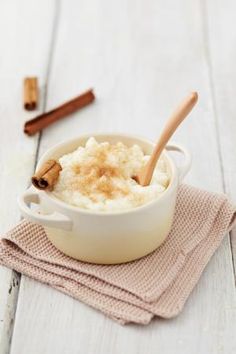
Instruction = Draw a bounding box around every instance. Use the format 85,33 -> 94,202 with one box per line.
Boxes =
0,184 -> 235,324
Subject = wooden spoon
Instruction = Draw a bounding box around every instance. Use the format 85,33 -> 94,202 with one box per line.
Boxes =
133,92 -> 198,186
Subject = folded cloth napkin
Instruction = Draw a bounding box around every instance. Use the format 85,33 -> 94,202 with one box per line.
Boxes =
0,185 -> 235,325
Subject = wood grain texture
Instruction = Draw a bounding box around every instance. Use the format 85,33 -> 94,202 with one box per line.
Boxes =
0,0 -> 56,353
0,271 -> 20,354
8,1 -> 236,354
202,0 -> 236,275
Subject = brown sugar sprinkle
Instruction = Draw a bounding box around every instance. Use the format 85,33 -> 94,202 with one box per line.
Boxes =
71,145 -> 130,201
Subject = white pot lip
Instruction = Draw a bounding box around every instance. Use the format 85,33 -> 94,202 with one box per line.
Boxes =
37,132 -> 179,216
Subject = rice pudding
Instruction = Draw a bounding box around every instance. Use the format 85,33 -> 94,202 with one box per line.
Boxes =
52,137 -> 170,212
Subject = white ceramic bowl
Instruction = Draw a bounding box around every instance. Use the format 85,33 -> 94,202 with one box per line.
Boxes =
18,133 -> 191,264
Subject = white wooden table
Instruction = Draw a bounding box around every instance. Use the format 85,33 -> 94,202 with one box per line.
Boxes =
0,1 -> 236,353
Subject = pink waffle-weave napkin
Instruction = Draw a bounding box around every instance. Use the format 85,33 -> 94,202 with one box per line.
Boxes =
0,184 -> 235,325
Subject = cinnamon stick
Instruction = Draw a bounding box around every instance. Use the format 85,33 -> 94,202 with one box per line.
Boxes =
24,89 -> 95,136
24,77 -> 38,111
32,160 -> 62,190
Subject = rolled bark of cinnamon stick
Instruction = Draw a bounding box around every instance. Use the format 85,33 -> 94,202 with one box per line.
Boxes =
32,160 -> 62,190
24,89 -> 95,136
24,77 -> 38,111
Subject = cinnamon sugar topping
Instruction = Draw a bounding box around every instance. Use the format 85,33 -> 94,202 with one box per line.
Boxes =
71,145 -> 129,200
52,137 -> 170,211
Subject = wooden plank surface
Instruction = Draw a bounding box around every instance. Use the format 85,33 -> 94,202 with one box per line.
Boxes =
203,0 -> 236,273
0,1 -> 56,353
7,1 -> 236,354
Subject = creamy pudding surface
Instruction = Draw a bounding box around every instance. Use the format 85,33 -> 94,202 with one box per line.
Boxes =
53,137 -> 170,211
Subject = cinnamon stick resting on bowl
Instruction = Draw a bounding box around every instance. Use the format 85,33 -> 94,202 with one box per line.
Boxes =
32,160 -> 62,190
24,89 -> 95,136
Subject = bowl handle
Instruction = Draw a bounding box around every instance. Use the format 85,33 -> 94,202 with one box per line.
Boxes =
18,187 -> 73,231
165,143 -> 191,182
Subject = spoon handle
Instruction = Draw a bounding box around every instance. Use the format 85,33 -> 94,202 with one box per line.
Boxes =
141,92 -> 198,186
